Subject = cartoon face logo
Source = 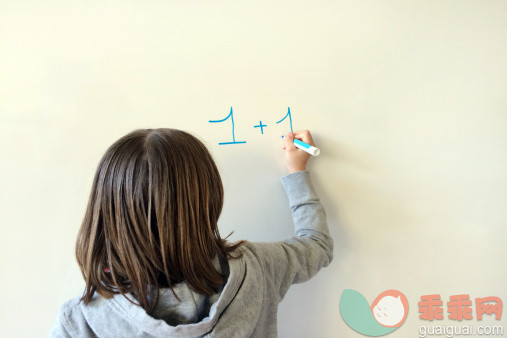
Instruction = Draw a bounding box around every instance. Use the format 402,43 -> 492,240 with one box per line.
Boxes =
340,289 -> 409,336
370,290 -> 409,328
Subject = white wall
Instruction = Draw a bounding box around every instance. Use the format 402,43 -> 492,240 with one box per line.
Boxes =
1,1 -> 506,337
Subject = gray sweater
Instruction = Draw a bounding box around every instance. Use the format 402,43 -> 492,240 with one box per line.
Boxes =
49,169 -> 334,337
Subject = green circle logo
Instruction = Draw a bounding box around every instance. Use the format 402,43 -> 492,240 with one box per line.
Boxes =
340,289 -> 409,336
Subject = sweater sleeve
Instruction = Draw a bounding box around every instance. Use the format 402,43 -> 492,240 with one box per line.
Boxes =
247,170 -> 334,301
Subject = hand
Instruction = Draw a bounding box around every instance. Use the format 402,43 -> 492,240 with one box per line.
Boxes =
282,130 -> 316,174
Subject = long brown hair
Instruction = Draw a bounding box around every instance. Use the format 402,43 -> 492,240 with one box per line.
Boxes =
76,128 -> 246,315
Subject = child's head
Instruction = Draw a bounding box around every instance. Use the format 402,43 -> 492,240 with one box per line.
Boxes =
75,128 -> 245,314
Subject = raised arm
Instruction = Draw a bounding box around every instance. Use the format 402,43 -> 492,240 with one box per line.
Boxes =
248,169 -> 333,300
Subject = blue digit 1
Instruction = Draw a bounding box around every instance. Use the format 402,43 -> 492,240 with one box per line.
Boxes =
276,107 -> 293,133
209,107 -> 247,145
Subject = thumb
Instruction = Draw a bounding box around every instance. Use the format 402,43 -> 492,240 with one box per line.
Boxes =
284,132 -> 296,151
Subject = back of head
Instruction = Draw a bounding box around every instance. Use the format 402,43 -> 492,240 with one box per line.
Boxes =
75,128 -> 245,314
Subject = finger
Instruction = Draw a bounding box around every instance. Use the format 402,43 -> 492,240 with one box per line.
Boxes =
284,132 -> 296,151
292,130 -> 315,147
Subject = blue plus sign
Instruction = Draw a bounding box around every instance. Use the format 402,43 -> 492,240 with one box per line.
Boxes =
253,121 -> 267,134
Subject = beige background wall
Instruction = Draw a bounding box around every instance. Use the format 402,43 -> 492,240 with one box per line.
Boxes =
1,1 -> 506,337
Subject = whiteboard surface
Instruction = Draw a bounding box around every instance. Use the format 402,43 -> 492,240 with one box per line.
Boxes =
1,1 -> 506,337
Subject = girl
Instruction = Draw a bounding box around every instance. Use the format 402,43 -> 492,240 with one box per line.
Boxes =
50,128 -> 333,337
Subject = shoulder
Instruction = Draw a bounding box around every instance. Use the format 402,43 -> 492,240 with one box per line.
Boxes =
50,294 -> 103,337
227,241 -> 265,270
241,240 -> 285,260
60,295 -> 83,311
238,240 -> 264,260
237,240 -> 281,272
49,296 -> 85,337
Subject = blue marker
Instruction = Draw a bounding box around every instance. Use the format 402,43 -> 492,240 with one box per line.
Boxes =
281,135 -> 320,156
